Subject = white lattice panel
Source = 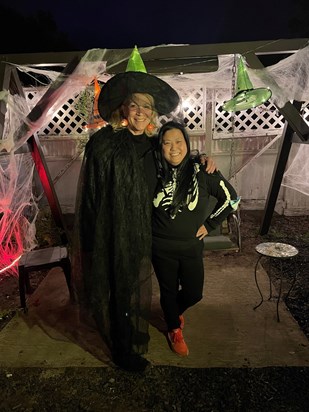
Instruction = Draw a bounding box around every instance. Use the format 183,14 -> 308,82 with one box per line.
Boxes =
302,104 -> 309,123
25,89 -> 88,137
22,85 -> 309,215
180,87 -> 204,131
159,86 -> 205,131
25,87 -> 309,142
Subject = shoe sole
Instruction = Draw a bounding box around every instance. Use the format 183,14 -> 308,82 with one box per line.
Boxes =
171,347 -> 189,357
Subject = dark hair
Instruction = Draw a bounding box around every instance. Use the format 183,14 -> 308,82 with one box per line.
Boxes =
156,121 -> 197,216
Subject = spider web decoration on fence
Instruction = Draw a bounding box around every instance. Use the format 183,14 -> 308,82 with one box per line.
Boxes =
0,49 -> 107,276
0,153 -> 38,276
281,143 -> 309,196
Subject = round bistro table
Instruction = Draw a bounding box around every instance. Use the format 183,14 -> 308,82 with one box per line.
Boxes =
253,242 -> 299,322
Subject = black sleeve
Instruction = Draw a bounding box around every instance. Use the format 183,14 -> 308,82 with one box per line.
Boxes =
203,170 -> 240,232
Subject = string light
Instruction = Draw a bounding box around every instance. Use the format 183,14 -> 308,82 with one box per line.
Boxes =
0,254 -> 22,274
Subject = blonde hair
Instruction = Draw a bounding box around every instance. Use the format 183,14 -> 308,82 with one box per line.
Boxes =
108,93 -> 159,137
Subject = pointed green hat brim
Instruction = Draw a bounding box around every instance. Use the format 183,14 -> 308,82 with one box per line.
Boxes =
98,71 -> 180,121
222,88 -> 272,112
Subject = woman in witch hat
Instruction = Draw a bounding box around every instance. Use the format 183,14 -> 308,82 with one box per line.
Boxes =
72,46 -> 216,372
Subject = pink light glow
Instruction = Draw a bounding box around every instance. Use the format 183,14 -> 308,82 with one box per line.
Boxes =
0,254 -> 22,274
0,210 -> 28,277
1,153 -> 38,278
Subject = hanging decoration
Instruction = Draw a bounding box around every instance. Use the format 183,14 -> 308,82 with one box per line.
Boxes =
222,55 -> 272,112
83,77 -> 108,130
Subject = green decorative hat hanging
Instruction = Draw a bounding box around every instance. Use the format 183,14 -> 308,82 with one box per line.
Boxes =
98,46 -> 180,121
222,55 -> 272,112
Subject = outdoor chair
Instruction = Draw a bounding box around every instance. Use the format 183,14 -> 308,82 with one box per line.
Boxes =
18,246 -> 71,312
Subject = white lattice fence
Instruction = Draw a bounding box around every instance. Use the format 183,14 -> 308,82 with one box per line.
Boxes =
156,87 -> 205,133
180,87 -> 205,131
25,89 -> 88,137
23,86 -> 309,215
25,87 -> 309,141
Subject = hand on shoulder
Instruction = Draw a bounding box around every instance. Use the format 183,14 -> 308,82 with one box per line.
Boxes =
199,154 -> 218,174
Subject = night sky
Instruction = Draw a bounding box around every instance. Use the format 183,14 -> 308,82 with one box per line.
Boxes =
0,0 -> 308,53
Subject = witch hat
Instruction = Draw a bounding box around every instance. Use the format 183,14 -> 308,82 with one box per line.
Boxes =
222,55 -> 272,112
125,45 -> 147,73
98,46 -> 180,121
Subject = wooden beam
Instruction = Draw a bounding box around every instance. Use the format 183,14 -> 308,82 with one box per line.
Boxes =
27,134 -> 69,244
259,102 -> 301,235
0,38 -> 308,71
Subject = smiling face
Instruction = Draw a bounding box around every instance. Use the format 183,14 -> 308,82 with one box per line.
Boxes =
122,93 -> 154,135
161,128 -> 188,166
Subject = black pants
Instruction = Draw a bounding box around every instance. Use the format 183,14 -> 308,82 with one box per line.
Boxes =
152,236 -> 204,331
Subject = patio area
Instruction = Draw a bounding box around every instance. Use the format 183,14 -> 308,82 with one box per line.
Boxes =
0,251 -> 308,369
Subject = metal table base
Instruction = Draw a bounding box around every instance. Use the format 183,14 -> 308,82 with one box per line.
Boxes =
253,242 -> 298,322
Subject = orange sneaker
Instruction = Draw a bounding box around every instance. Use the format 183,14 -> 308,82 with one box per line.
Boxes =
179,315 -> 185,330
168,328 -> 189,356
